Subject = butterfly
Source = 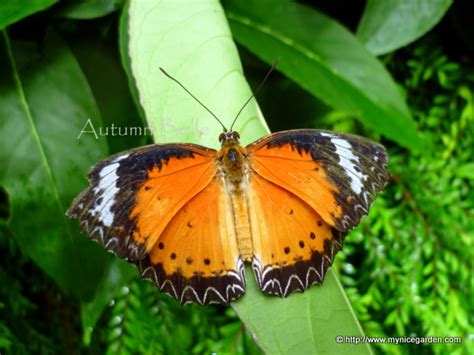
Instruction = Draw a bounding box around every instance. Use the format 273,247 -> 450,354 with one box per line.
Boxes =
67,66 -> 389,305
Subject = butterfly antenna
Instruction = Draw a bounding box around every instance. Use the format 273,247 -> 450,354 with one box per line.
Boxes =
159,67 -> 228,132
229,58 -> 280,131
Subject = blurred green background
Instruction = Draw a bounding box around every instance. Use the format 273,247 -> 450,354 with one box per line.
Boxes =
0,0 -> 472,354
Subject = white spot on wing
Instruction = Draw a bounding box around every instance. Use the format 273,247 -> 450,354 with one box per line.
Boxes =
90,153 -> 129,226
321,133 -> 367,194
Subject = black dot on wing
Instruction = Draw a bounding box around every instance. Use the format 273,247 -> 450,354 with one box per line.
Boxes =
145,186 -> 152,191
289,209 -> 294,215
187,221 -> 193,228
310,232 -> 316,240
317,220 -> 323,227
96,196 -> 103,205
299,241 -> 305,248
170,252 -> 176,260
186,257 -> 193,264
158,242 -> 164,249
204,258 -> 211,265
284,247 -> 290,254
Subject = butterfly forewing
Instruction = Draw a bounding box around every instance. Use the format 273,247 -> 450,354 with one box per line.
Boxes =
247,129 -> 389,232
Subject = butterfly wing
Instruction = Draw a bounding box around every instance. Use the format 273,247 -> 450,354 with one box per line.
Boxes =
140,178 -> 245,305
247,173 -> 345,296
245,129 -> 388,296
67,143 -> 245,304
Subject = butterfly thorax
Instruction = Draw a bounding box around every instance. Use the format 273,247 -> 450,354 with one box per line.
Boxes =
217,132 -> 249,192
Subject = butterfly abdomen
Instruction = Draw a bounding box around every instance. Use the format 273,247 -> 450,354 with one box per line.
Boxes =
230,192 -> 253,261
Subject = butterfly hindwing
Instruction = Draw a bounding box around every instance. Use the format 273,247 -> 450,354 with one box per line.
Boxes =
247,129 -> 389,232
140,178 -> 245,305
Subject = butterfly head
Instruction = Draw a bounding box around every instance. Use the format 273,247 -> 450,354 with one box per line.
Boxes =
219,131 -> 240,145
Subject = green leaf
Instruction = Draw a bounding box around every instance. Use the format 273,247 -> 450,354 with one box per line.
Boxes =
0,0 -> 57,30
126,1 -> 369,353
224,0 -> 423,152
0,30 -> 109,300
127,0 -> 268,148
357,0 -> 453,55
55,0 -> 122,20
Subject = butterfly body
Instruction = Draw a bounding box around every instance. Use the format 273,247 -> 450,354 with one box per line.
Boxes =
68,129 -> 388,305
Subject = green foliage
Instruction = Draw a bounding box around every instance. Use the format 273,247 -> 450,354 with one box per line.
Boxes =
225,0 -> 422,152
91,279 -> 261,354
336,40 -> 474,354
0,0 -> 472,354
0,0 -> 57,30
0,29 -> 110,300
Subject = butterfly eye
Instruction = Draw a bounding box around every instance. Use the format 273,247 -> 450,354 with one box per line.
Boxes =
219,133 -> 225,142
233,132 -> 240,140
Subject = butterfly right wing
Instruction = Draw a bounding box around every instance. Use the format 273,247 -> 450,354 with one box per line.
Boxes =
244,129 -> 388,297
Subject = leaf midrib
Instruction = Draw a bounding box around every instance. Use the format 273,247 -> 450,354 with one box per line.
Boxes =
3,30 -> 73,240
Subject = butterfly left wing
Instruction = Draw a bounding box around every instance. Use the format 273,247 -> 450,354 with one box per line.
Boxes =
67,143 -> 245,304
245,129 -> 388,296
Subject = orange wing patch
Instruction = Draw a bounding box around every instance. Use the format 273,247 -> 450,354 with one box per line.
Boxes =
247,173 -> 344,296
249,144 -> 343,228
130,153 -> 216,251
140,178 -> 245,305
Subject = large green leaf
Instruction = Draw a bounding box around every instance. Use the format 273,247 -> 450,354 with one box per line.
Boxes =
127,0 -> 268,148
126,1 -> 369,353
0,0 -> 57,30
0,30 -> 109,300
224,0 -> 423,152
357,0 -> 453,55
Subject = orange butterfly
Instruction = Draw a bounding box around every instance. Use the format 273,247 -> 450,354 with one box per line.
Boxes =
68,67 -> 389,305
